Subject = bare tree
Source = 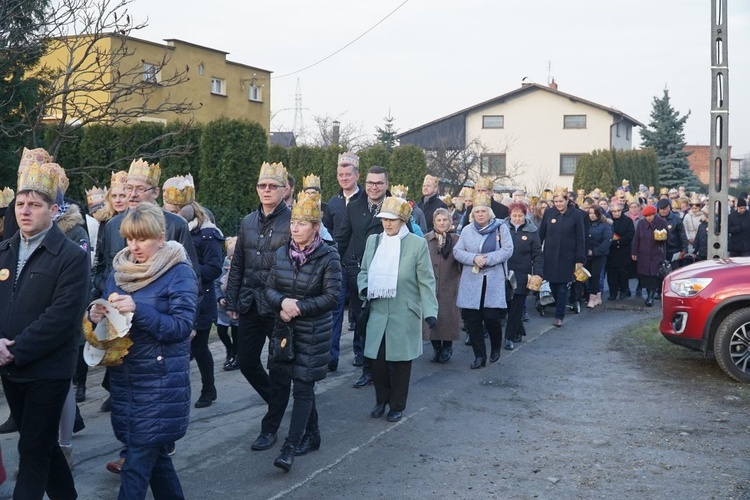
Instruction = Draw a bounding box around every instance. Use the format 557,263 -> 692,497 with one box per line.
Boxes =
18,0 -> 200,159
301,114 -> 372,151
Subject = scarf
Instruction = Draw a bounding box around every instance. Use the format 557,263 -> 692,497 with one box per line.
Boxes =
367,224 -> 409,299
474,218 -> 503,254
289,233 -> 322,270
435,229 -> 455,260
113,240 -> 188,293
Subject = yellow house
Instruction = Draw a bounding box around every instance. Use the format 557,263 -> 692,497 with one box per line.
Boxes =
37,34 -> 271,130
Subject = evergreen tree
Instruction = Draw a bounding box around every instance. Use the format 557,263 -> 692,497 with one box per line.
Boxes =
375,110 -> 399,152
640,89 -> 699,190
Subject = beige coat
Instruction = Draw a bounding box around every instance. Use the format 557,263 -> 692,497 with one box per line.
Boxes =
422,231 -> 461,341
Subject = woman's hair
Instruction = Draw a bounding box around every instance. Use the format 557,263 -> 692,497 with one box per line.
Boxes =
588,205 -> 608,224
120,202 -> 166,240
432,207 -> 450,221
508,202 -> 527,216
179,201 -> 210,227
534,200 -> 547,218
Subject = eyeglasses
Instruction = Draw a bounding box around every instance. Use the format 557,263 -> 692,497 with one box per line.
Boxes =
365,181 -> 385,187
125,185 -> 155,195
256,183 -> 284,191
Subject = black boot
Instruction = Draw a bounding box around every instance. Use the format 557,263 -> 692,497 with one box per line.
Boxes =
0,415 -> 17,434
75,384 -> 86,403
273,443 -> 295,472
294,429 -> 321,456
438,346 -> 453,363
429,348 -> 441,363
645,291 -> 655,307
194,385 -> 217,408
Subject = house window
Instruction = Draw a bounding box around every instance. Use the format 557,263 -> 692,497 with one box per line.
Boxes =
560,154 -> 580,175
248,85 -> 262,102
211,77 -> 225,95
563,115 -> 587,129
626,125 -> 632,140
480,154 -> 506,176
198,63 -> 204,76
482,115 -> 504,129
142,63 -> 159,84
616,122 -> 621,137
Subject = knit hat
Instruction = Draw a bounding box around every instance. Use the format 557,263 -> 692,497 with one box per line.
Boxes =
642,205 -> 657,217
738,197 -> 747,208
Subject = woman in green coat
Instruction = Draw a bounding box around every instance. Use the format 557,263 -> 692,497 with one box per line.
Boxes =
358,197 -> 438,423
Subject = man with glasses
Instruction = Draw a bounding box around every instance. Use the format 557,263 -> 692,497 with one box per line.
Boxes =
226,162 -> 292,451
323,152 -> 363,372
335,165 -> 389,388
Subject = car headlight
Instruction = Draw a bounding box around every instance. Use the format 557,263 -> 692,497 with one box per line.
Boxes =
670,278 -> 712,297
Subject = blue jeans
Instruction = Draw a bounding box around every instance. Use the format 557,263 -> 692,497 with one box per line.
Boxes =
550,282 -> 570,320
119,444 -> 184,500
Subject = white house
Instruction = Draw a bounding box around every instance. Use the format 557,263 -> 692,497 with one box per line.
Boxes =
397,81 -> 644,193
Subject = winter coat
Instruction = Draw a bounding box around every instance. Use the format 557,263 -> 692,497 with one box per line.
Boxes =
191,221 -> 224,329
265,242 -> 341,382
226,202 -> 291,316
215,257 -> 237,327
683,211 -> 703,243
0,224 -> 90,380
505,220 -> 543,295
106,261 -> 198,447
631,216 -> 668,276
608,215 -> 635,268
57,204 -> 90,253
661,211 -> 689,256
538,204 -> 586,283
335,195 -> 384,271
421,231 -> 461,341
358,233 -> 438,361
323,186 -> 363,237
93,209 -> 201,297
693,221 -> 708,259
728,210 -> 750,254
417,195 -> 448,233
586,220 -> 613,258
454,220 -> 514,309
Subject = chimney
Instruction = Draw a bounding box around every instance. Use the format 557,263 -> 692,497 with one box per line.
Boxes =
549,79 -> 558,90
332,120 -> 340,146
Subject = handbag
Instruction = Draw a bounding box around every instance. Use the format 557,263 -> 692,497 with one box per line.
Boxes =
503,264 -> 516,301
657,246 -> 672,279
356,299 -> 371,340
270,319 -> 295,363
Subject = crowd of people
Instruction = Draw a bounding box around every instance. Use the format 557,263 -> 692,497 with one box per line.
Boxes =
0,145 -> 742,498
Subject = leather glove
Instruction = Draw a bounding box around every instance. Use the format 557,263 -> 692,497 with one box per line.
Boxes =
425,316 -> 437,329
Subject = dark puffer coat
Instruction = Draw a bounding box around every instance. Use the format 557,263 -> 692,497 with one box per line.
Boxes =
191,221 -> 224,329
586,220 -> 613,257
506,220 -> 544,295
265,242 -> 341,383
226,202 -> 291,316
106,261 -> 198,447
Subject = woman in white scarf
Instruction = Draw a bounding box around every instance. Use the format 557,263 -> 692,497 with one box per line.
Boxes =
358,197 -> 438,423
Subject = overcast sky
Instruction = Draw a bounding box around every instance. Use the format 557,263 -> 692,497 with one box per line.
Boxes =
129,0 -> 750,156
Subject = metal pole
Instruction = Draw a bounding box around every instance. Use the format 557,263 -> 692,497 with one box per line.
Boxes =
708,0 -> 730,259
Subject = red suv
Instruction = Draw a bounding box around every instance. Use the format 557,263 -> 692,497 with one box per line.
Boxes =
660,257 -> 750,382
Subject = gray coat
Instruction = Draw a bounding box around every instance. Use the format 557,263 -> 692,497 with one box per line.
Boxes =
453,220 -> 514,309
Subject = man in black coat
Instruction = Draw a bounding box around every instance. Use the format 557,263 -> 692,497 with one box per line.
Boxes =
322,153 -> 363,372
226,162 -> 292,451
334,165 -> 389,388
0,180 -> 90,499
417,174 -> 447,233
656,198 -> 688,262
728,197 -> 750,257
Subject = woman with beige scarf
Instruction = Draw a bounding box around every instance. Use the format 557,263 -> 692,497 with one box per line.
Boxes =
89,203 -> 197,499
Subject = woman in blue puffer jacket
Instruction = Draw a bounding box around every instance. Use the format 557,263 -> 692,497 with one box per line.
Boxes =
584,205 -> 613,308
90,203 -> 197,500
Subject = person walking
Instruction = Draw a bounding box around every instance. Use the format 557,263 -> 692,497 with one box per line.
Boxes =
264,191 -> 341,472
358,197 -> 437,421
585,205 -> 612,308
631,204 -> 669,307
417,175 -> 447,233
606,203 -> 635,300
422,208 -> 461,363
454,191 -> 513,368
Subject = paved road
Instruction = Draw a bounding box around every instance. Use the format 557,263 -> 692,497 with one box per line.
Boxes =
0,298 -> 748,499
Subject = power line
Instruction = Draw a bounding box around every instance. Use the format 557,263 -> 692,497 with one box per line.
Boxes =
273,0 -> 412,80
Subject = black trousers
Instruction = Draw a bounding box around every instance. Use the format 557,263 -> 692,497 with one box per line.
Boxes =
191,327 -> 214,391
463,277 -> 504,359
371,337 -> 412,412
505,293 -> 527,342
261,361 -> 292,435
606,261 -> 630,296
2,376 -> 76,500
237,301 -> 273,404
74,345 -> 88,387
216,324 -> 238,358
585,256 -> 606,294
285,380 -> 318,447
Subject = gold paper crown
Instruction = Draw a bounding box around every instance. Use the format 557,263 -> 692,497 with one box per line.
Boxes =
0,187 -> 14,208
225,236 -> 238,254
475,177 -> 494,191
459,187 -> 474,199
291,191 -> 321,222
423,174 -> 439,186
338,152 -> 360,168
302,174 -> 321,192
162,174 -> 195,207
127,158 -> 161,187
258,162 -> 288,185
552,186 -> 568,198
440,194 -> 453,206
18,162 -> 60,200
472,191 -> 492,207
110,170 -> 129,190
379,196 -> 412,222
86,186 -> 107,211
19,147 -> 52,173
391,184 -> 409,199
659,187 -> 668,195
58,168 -> 69,194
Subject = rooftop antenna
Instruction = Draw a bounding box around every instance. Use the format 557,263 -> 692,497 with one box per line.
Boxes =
547,61 -> 552,85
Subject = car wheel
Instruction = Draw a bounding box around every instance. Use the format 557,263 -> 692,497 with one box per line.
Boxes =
714,308 -> 750,383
